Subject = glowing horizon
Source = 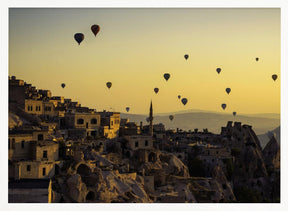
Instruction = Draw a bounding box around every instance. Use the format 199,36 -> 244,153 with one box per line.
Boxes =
9,8 -> 280,115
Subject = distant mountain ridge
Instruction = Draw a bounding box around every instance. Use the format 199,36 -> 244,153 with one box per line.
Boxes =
257,126 -> 280,148
121,110 -> 280,135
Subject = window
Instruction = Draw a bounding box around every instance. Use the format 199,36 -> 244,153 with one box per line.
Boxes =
111,121 -> 113,126
91,118 -> 97,124
8,139 -> 10,149
145,140 -> 148,146
27,165 -> 31,171
38,134 -> 43,141
30,106 -> 33,111
135,141 -> 139,148
12,138 -> 15,149
77,118 -> 84,124
45,106 -> 51,111
21,140 -> 25,149
42,168 -> 46,176
43,150 -> 47,158
91,131 -> 97,137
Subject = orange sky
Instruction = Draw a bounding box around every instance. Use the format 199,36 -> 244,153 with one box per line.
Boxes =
9,8 -> 280,114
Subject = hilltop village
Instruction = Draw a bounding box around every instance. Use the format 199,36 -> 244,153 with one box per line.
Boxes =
8,76 -> 280,203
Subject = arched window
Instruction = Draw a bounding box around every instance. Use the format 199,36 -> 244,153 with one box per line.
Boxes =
91,118 -> 97,124
77,118 -> 84,124
21,140 -> 25,149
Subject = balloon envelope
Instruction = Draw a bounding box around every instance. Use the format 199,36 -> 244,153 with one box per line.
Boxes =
154,88 -> 159,94
226,88 -> 231,94
146,117 -> 150,123
184,54 -> 189,60
181,98 -> 188,105
272,74 -> 278,81
169,115 -> 174,121
233,111 -> 236,116
221,103 -> 227,110
178,95 -> 181,99
106,82 -> 112,89
91,24 -> 100,36
216,68 -> 221,74
126,107 -> 130,112
256,57 -> 259,61
61,83 -> 65,88
74,33 -> 84,45
164,73 -> 170,81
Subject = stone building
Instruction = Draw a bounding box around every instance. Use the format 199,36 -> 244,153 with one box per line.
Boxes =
24,99 -> 58,119
99,111 -> 120,139
64,111 -> 101,138
9,127 -> 59,180
124,135 -> 154,151
9,179 -> 52,203
24,99 -> 43,115
120,122 -> 141,136
9,140 -> 59,180
202,145 -> 231,158
9,76 -> 26,108
9,132 -> 34,161
49,96 -> 64,106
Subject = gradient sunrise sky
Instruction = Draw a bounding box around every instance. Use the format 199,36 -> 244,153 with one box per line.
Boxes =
9,8 -> 280,114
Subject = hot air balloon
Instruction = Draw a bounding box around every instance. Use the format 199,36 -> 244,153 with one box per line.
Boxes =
74,33 -> 84,45
126,107 -> 130,112
61,83 -> 65,89
272,74 -> 278,81
91,24 -> 100,37
178,95 -> 181,99
226,88 -> 231,95
164,73 -> 170,81
233,111 -> 236,116
106,82 -> 112,89
154,88 -> 159,94
184,54 -> 189,60
221,103 -> 227,110
146,117 -> 150,123
169,115 -> 174,121
216,68 -> 221,74
256,57 -> 259,61
181,98 -> 188,105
